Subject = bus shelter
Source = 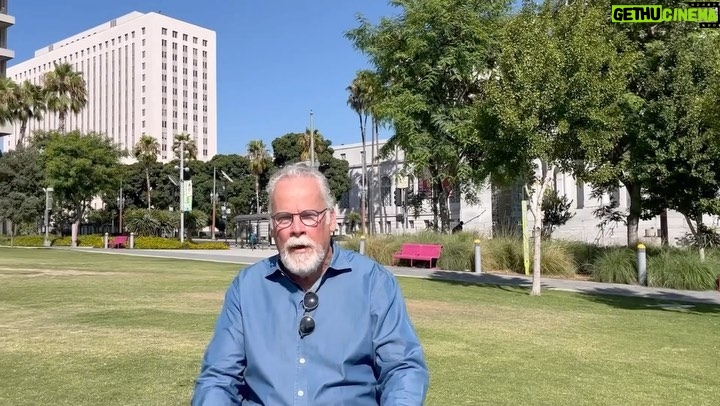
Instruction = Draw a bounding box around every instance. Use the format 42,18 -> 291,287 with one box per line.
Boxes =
233,213 -> 272,248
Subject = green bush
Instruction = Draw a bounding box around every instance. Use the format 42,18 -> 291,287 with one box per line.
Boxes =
0,235 -> 47,247
647,249 -> 720,290
589,247 -> 637,284
132,237 -> 228,250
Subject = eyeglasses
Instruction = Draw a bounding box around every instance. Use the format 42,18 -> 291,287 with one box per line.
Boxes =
272,208 -> 329,230
298,291 -> 319,338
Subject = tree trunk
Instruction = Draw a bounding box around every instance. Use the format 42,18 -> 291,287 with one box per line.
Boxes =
11,222 -> 16,247
361,143 -> 368,236
525,163 -> 556,296
625,181 -> 642,248
71,203 -> 83,247
255,176 -> 260,215
59,112 -> 66,133
370,117 -> 377,234
146,168 -> 152,209
71,219 -> 80,247
683,213 -> 705,261
17,121 -> 27,147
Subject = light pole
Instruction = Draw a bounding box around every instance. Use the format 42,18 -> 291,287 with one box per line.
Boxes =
43,187 -> 54,247
116,184 -> 124,234
175,141 -> 189,243
211,166 -> 217,241
310,110 -> 315,168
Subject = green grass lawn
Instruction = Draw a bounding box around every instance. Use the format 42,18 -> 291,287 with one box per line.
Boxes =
0,247 -> 718,405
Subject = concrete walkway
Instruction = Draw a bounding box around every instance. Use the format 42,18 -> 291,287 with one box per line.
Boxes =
63,246 -> 720,306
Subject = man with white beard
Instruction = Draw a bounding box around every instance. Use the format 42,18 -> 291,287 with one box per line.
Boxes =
192,163 -> 429,406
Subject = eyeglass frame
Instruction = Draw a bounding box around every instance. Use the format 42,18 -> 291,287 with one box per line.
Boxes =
298,291 -> 319,338
271,208 -> 330,230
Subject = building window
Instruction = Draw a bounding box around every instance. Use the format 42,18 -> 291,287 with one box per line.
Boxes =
162,28 -> 167,35
381,176 -> 392,206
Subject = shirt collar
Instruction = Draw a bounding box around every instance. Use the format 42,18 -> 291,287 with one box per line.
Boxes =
265,240 -> 352,280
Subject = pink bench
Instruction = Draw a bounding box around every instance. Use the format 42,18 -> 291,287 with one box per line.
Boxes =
392,243 -> 443,268
108,235 -> 128,248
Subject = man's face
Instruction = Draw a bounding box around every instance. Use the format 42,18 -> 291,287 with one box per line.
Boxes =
270,176 -> 336,276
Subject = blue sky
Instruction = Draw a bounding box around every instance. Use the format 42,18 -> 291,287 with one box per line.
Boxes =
8,0 -> 400,154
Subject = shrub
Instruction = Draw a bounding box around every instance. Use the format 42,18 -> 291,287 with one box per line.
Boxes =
0,235 -> 46,247
590,248 -> 637,284
132,237 -> 228,250
647,249 -> 720,290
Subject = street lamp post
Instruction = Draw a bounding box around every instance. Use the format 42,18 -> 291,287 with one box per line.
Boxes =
310,110 -> 315,168
211,166 -> 217,241
43,187 -> 54,247
117,184 -> 124,234
178,141 -> 188,243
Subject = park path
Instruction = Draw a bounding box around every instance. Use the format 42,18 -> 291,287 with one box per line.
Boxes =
62,246 -> 720,306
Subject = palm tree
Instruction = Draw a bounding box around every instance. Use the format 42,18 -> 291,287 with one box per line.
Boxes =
0,77 -> 19,130
43,62 -> 87,133
172,133 -> 198,160
133,135 -> 160,209
347,70 -> 383,234
13,80 -> 46,147
299,129 -> 326,163
247,140 -> 270,215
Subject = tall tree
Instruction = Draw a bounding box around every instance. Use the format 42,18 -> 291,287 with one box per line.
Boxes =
133,135 -> 161,209
43,62 -> 87,133
271,132 -> 351,204
44,131 -> 124,246
0,147 -> 45,244
639,29 -> 720,258
299,129 -> 326,163
346,0 -> 510,231
346,71 -> 372,235
475,1 -> 635,295
247,140 -> 271,215
12,80 -> 47,147
172,133 -> 198,160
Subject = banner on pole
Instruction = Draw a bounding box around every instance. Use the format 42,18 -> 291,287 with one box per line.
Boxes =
183,180 -> 193,211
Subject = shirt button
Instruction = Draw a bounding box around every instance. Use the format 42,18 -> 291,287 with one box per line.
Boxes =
298,390 -> 304,397
299,358 -> 306,364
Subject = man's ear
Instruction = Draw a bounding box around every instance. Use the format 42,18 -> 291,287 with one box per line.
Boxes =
328,209 -> 337,232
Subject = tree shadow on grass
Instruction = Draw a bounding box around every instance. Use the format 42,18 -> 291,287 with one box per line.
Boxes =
401,268 -> 720,314
574,288 -> 720,315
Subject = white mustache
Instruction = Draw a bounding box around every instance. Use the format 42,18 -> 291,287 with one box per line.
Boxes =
285,236 -> 316,249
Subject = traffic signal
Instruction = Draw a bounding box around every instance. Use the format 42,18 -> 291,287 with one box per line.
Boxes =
394,188 -> 403,206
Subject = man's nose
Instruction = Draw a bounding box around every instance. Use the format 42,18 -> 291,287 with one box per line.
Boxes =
289,215 -> 306,236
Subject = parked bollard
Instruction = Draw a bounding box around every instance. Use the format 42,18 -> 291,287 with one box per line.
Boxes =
130,232 -> 135,249
359,235 -> 366,255
103,233 -> 109,249
474,239 -> 482,274
637,243 -> 647,286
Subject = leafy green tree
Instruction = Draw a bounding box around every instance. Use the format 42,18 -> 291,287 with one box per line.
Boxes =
44,131 -> 124,246
346,0 -> 510,231
474,1 -> 634,295
571,0 -> 716,248
271,132 -> 351,204
0,147 -> 45,244
541,188 -> 574,239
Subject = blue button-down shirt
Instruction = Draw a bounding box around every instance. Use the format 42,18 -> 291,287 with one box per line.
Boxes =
192,243 -> 429,405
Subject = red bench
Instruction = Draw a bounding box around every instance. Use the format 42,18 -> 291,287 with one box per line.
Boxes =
108,235 -> 128,248
392,243 -> 443,268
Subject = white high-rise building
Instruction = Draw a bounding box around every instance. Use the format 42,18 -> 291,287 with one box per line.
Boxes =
4,11 -> 217,162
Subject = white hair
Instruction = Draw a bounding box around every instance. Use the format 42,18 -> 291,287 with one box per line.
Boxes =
266,163 -> 335,215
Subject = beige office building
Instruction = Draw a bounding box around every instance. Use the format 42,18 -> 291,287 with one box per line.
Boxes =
4,11 -> 217,162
